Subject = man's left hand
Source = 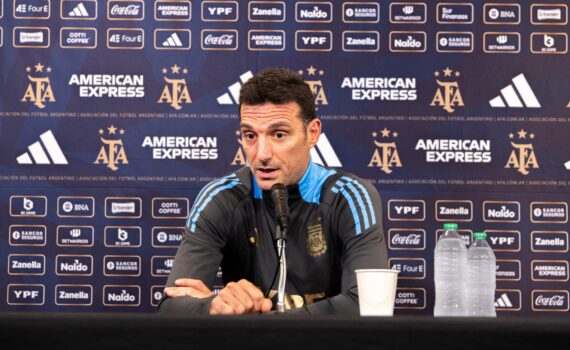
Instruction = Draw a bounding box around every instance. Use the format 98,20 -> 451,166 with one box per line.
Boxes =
163,278 -> 213,298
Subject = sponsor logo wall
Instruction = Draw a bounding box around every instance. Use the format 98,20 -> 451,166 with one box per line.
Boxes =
0,1 -> 569,315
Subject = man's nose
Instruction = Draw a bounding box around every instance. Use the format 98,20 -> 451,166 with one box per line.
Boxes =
257,137 -> 272,162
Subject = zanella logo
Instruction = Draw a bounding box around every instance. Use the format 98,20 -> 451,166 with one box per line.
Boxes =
94,125 -> 128,171
505,129 -> 539,175
108,0 -> 144,20
368,128 -> 402,174
532,231 -> 569,253
21,62 -> 55,109
430,67 -> 464,113
298,66 -> 328,106
158,65 -> 192,110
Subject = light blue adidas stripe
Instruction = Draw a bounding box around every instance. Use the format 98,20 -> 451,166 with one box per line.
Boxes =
341,176 -> 376,226
332,186 -> 362,235
190,178 -> 241,232
331,176 -> 376,235
187,174 -> 237,228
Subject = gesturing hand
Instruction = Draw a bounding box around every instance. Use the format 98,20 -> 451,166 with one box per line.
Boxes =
209,279 -> 272,315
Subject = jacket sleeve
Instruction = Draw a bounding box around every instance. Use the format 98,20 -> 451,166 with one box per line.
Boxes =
290,176 -> 388,315
158,182 -> 238,314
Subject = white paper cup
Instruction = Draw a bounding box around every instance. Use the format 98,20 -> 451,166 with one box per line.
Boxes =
355,269 -> 399,316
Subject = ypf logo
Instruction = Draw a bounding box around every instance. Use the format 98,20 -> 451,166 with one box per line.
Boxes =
430,67 -> 464,113
368,128 -> 402,174
21,62 -> 55,109
505,129 -> 539,175
298,66 -> 328,107
94,125 -> 128,171
158,64 -> 192,110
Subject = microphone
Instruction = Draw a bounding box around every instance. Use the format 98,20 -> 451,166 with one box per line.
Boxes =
270,183 -> 289,231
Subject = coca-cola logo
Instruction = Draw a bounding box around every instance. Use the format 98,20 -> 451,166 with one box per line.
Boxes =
532,291 -> 569,311
391,234 -> 421,245
108,1 -> 144,19
205,34 -> 235,45
536,295 -> 566,306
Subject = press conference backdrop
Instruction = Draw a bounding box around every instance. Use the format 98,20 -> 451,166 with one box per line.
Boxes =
0,0 -> 569,314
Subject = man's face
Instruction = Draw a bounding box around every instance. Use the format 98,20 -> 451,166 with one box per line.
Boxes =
240,101 -> 321,190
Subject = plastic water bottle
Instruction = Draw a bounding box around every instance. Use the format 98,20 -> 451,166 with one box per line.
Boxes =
434,223 -> 467,317
466,232 -> 497,317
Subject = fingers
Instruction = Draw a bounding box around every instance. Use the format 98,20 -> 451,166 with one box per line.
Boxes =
163,286 -> 211,298
174,278 -> 212,294
164,279 -> 212,299
209,279 -> 273,315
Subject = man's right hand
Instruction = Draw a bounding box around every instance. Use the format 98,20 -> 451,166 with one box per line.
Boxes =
210,279 -> 273,315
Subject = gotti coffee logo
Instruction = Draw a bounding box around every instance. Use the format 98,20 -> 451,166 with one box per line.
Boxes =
158,64 -> 192,110
394,288 -> 426,310
368,128 -> 402,174
505,129 -> 539,175
21,62 -> 55,109
94,124 -> 128,171
430,67 -> 464,113
298,66 -> 328,107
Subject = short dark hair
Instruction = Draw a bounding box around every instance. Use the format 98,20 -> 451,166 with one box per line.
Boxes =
239,68 -> 317,124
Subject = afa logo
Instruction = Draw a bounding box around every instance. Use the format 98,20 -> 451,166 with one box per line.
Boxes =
158,64 -> 191,110
94,125 -> 128,171
430,67 -> 464,113
298,66 -> 328,107
505,129 -> 539,175
231,130 -> 246,166
368,128 -> 402,174
21,63 -> 55,109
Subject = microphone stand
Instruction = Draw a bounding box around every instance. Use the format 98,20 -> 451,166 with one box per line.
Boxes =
275,225 -> 287,313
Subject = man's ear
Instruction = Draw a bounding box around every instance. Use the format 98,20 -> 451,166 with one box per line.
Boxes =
306,119 -> 322,148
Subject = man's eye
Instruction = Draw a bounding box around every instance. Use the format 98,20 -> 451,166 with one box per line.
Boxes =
243,133 -> 255,139
275,132 -> 286,139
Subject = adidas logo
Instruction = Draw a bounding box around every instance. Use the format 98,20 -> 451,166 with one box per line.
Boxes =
217,71 -> 254,105
495,293 -> 513,308
68,2 -> 90,17
17,130 -> 68,165
489,73 -> 541,108
162,33 -> 184,47
310,133 -> 342,167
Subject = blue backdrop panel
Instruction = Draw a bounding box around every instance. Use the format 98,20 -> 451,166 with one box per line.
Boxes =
0,0 -> 569,314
